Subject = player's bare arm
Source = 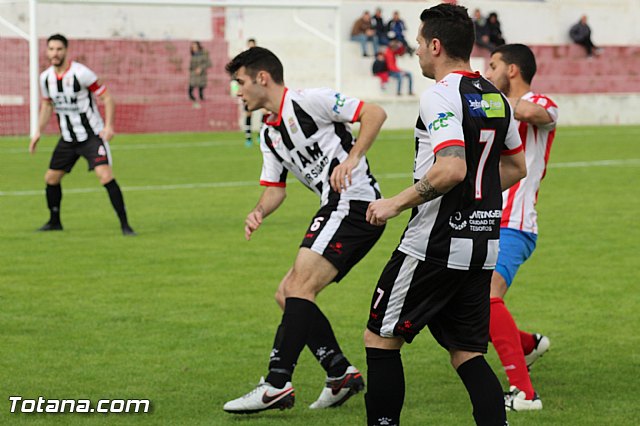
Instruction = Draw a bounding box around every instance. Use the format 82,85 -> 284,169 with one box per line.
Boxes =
330,103 -> 386,193
29,100 -> 54,154
510,97 -> 553,126
366,146 -> 466,226
245,186 -> 286,240
415,177 -> 443,202
98,87 -> 115,142
499,149 -> 527,190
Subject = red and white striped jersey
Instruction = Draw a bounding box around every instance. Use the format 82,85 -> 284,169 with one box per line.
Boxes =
259,87 -> 381,206
39,61 -> 106,142
500,92 -> 558,234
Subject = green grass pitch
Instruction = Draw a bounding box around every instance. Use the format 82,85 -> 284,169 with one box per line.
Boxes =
1,126 -> 639,425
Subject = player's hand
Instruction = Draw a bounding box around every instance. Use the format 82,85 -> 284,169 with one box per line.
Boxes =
330,156 -> 359,193
366,198 -> 400,226
245,208 -> 264,241
100,126 -> 114,142
29,132 -> 40,155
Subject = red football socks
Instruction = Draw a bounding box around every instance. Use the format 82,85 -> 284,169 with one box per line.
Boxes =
490,297 -> 535,399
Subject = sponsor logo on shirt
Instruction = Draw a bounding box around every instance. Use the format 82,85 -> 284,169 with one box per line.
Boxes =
469,209 -> 501,232
288,116 -> 299,134
428,112 -> 454,133
449,211 -> 467,230
332,93 -> 346,114
465,93 -> 505,118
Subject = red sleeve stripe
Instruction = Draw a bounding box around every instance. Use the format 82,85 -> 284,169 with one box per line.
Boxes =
433,139 -> 465,154
502,145 -> 524,155
351,101 -> 364,122
260,180 -> 286,187
90,83 -> 107,96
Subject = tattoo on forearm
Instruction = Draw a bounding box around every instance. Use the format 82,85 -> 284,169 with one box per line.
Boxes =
437,146 -> 466,159
414,176 -> 443,202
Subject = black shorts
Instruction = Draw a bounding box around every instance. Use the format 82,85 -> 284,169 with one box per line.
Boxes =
367,249 -> 492,352
300,199 -> 385,282
49,134 -> 111,173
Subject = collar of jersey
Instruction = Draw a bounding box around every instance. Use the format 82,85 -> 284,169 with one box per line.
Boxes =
55,61 -> 73,80
452,70 -> 481,79
265,87 -> 288,127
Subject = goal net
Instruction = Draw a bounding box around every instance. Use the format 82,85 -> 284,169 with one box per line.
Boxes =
0,0 -> 340,137
0,2 -> 236,136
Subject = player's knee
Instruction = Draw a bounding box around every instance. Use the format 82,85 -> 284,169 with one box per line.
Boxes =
449,350 -> 481,370
95,167 -> 113,185
282,275 -> 315,300
364,329 -> 402,350
274,288 -> 285,309
45,171 -> 62,185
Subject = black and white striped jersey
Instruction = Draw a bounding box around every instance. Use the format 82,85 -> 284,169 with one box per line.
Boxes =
259,87 -> 382,206
39,61 -> 106,142
397,71 -> 523,270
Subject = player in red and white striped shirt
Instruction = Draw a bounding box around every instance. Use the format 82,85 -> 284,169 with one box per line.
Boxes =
486,43 -> 558,411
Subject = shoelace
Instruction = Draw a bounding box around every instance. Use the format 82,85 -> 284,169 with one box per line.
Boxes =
243,382 -> 267,398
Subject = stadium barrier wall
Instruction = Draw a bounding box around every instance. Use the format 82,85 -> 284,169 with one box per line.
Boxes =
0,0 -> 638,135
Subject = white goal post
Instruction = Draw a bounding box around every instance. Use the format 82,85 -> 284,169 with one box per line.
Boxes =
11,0 -> 341,136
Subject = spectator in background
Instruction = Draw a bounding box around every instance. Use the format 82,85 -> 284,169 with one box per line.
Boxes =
351,11 -> 379,57
372,50 -> 389,91
188,41 -> 211,106
486,12 -> 506,47
372,8 -> 389,46
569,15 -> 600,57
384,38 -> 413,96
387,10 -> 414,56
472,8 -> 495,51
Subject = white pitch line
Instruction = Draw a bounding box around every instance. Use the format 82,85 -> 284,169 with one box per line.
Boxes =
548,159 -> 640,168
0,140 -> 240,154
1,159 -> 638,197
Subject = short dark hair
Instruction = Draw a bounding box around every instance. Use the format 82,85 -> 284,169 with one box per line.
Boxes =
225,46 -> 284,84
47,34 -> 68,48
492,43 -> 537,84
419,4 -> 474,61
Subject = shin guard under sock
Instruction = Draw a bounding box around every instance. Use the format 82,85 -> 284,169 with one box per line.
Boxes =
457,356 -> 507,426
490,297 -> 535,398
365,347 -> 404,426
266,297 -> 318,388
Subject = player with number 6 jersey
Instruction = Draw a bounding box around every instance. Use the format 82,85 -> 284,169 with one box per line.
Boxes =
222,46 -> 387,415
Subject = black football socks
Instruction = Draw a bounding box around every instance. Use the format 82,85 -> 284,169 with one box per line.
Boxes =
103,179 -> 132,231
266,297 -> 318,389
306,307 -> 350,378
45,183 -> 62,225
365,347 -> 404,426
244,114 -> 252,141
456,356 -> 507,426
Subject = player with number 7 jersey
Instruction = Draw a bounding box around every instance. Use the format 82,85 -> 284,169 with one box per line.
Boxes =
363,6 -> 526,425
398,71 -> 523,269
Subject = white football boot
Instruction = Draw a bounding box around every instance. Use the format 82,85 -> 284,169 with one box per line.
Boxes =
309,366 -> 365,409
504,386 -> 543,411
525,333 -> 550,368
223,377 -> 295,414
